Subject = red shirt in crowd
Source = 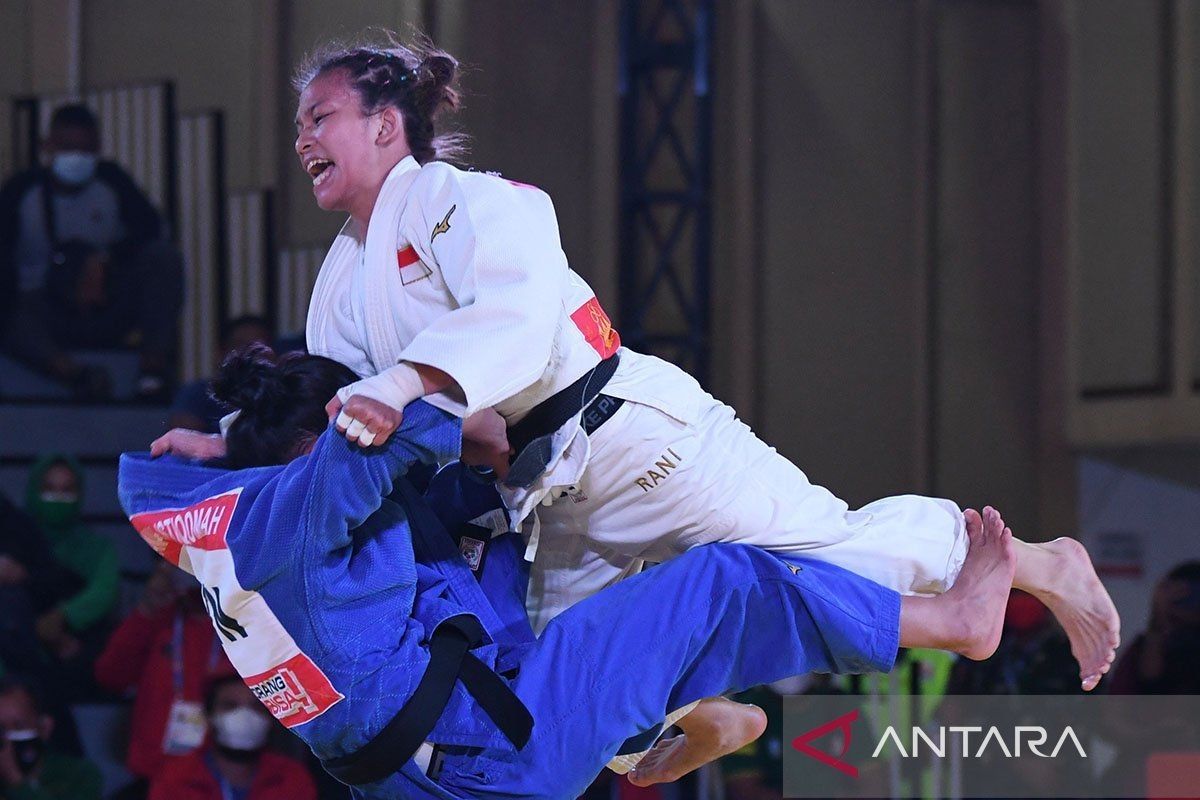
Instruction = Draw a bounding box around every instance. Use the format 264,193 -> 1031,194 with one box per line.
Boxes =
147,749 -> 317,800
94,605 -> 229,778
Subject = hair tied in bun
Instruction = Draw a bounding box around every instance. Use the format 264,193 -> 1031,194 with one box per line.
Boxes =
210,342 -> 284,417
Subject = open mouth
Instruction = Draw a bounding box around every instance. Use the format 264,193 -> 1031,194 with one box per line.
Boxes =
305,157 -> 335,187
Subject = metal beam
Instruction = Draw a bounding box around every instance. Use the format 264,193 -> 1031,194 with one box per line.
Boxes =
618,0 -> 713,382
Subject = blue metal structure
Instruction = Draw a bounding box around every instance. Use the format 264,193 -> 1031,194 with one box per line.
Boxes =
618,0 -> 713,382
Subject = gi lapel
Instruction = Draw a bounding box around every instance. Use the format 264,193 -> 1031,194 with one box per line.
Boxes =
362,157 -> 423,369
305,219 -> 360,357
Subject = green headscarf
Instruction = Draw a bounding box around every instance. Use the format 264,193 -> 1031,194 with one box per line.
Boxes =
25,453 -> 86,539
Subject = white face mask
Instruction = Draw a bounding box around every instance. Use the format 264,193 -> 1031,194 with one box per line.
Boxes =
211,707 -> 272,751
51,151 -> 98,185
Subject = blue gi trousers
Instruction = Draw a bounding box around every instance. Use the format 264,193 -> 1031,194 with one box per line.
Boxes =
379,543 -> 901,799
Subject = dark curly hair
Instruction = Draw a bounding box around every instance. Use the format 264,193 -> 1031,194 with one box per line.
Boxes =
293,30 -> 467,164
210,343 -> 358,468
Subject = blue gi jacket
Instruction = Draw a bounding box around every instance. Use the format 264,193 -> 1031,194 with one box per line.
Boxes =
117,401 -> 529,765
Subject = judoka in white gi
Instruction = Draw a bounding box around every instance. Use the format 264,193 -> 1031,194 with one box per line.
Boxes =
160,34 -> 1120,785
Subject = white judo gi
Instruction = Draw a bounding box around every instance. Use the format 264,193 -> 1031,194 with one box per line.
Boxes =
305,156 -> 969,634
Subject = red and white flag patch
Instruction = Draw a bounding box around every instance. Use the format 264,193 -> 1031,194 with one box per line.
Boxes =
397,245 -> 432,286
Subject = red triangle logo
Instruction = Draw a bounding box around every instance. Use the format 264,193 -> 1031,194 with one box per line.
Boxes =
791,708 -> 860,778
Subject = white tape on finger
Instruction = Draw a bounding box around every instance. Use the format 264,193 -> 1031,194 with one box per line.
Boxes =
358,429 -> 377,447
336,410 -> 355,431
346,419 -> 367,439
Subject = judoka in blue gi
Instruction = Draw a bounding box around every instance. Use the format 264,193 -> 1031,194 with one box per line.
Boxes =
120,346 -> 1014,799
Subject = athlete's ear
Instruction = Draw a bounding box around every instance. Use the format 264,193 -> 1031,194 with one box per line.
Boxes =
375,106 -> 405,148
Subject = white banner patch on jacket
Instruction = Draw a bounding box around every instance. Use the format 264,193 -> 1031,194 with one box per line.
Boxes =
129,489 -> 344,728
397,244 -> 432,286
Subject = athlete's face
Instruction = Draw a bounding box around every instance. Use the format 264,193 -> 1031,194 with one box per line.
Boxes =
295,71 -> 392,218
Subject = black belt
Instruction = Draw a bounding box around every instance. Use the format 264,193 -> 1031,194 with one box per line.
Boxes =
321,614 -> 533,786
507,353 -> 620,458
582,393 -> 625,436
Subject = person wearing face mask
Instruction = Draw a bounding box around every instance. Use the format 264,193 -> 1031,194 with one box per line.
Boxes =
147,674 -> 317,800
23,455 -> 118,699
95,562 -> 230,800
0,103 -> 183,401
0,676 -> 100,800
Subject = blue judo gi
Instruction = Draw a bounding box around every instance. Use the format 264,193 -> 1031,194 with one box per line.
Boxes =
117,401 -> 902,799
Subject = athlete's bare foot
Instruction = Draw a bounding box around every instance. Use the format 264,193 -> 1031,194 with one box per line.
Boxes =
1015,537 -> 1120,691
627,697 -> 767,787
937,506 -> 1016,661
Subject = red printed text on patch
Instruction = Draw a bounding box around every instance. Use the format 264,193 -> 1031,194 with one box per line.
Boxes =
245,654 -> 344,727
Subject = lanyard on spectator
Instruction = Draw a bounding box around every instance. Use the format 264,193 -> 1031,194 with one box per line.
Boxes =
206,754 -> 239,800
172,612 -> 221,697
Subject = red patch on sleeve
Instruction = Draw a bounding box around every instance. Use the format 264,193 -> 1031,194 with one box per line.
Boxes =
245,654 -> 345,727
396,246 -> 420,268
570,297 -> 621,358
129,489 -> 242,565
396,245 -> 433,286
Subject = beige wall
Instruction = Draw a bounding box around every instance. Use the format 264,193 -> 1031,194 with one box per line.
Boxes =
1072,0 -> 1166,393
82,0 -> 260,182
730,0 -> 1048,534
750,0 -> 926,507
934,1 -> 1040,536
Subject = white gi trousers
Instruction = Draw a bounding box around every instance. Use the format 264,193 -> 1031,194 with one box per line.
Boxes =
519,351 -> 969,634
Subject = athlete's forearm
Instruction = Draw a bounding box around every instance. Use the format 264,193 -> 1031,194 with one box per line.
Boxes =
412,361 -> 463,401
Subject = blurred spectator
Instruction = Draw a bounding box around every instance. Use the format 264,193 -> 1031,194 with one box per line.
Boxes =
168,316 -> 273,434
0,676 -> 101,800
23,455 -> 117,699
1110,561 -> 1200,694
96,563 -> 229,800
0,103 -> 183,401
948,589 -> 1081,694
0,494 -> 77,677
147,674 -> 317,800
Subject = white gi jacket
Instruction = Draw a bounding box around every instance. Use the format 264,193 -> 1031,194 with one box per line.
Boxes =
307,156 -> 622,421
306,157 -> 662,525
